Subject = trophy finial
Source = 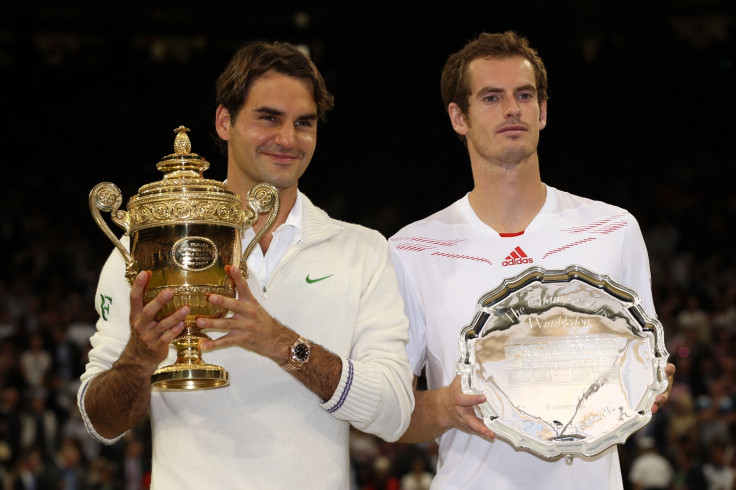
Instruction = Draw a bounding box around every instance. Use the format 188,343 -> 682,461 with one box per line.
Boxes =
157,126 -> 209,177
173,126 -> 192,155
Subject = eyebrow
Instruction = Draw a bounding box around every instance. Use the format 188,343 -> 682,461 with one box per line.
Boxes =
254,106 -> 318,122
477,84 -> 537,96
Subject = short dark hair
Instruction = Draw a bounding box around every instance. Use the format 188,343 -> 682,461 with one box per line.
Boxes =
440,31 -> 548,118
215,41 -> 334,151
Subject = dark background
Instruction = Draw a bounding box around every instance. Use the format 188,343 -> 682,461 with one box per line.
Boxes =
3,1 -> 733,249
0,1 -> 734,487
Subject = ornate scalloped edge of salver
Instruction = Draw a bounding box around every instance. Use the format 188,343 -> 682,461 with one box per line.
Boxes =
457,264 -> 669,459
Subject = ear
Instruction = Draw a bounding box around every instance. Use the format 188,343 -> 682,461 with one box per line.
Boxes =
215,105 -> 231,140
538,99 -> 548,130
448,102 -> 469,136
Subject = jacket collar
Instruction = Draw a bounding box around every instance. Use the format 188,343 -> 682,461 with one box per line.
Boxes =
298,191 -> 342,246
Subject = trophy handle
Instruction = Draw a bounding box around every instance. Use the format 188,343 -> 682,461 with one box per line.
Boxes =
240,183 -> 280,277
89,182 -> 138,284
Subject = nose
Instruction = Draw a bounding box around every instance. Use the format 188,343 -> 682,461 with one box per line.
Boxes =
504,97 -> 521,118
274,124 -> 296,148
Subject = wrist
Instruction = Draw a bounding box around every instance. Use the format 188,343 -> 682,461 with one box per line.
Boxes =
281,335 -> 312,372
436,386 -> 457,431
115,350 -> 160,379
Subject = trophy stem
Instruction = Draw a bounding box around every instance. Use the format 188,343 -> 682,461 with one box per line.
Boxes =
151,324 -> 229,390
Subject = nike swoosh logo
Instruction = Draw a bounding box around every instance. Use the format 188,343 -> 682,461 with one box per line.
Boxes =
306,274 -> 333,284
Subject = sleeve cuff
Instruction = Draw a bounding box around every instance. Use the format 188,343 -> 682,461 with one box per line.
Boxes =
320,358 -> 355,414
77,376 -> 127,446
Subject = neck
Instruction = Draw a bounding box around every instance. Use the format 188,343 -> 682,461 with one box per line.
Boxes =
227,172 -> 297,254
467,153 -> 546,234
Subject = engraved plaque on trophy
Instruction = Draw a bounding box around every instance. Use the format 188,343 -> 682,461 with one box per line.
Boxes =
457,265 -> 669,459
89,126 -> 279,390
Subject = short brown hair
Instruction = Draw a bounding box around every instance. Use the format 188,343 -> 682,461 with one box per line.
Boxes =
215,41 -> 334,149
440,31 -> 549,118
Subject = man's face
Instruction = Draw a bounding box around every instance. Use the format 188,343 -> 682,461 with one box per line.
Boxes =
216,70 -> 318,192
450,56 -> 547,166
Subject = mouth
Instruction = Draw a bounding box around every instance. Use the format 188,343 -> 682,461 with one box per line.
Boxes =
497,125 -> 527,134
262,151 -> 300,164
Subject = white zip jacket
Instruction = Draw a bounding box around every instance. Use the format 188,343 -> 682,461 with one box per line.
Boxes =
78,192 -> 414,489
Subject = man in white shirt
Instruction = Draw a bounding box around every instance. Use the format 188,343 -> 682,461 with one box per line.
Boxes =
390,31 -> 675,489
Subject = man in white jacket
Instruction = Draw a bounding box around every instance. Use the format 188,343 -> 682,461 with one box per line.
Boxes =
78,41 -> 414,488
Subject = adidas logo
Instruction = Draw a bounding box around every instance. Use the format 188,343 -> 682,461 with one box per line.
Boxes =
502,246 -> 534,266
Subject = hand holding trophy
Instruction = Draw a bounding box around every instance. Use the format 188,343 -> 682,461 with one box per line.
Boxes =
89,126 -> 279,390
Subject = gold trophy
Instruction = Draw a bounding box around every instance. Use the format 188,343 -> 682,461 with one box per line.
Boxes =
89,126 -> 279,390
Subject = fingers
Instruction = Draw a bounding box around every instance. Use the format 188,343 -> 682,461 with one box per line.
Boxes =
455,393 -> 487,408
227,264 -> 254,301
129,270 -> 187,340
130,271 -> 178,325
652,393 -> 667,414
154,305 -> 188,341
665,362 -> 676,377
447,377 -> 495,440
454,392 -> 495,439
125,271 -> 188,367
199,330 -> 239,351
129,271 -> 151,314
465,411 -> 496,440
143,288 -> 173,321
651,362 -> 676,414
196,264 -> 285,358
203,265 -> 254,314
140,288 -> 189,339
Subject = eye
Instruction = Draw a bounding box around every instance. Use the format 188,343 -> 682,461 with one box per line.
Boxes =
483,94 -> 499,103
518,92 -> 534,101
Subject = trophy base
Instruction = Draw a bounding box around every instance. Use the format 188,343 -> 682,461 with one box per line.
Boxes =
151,363 -> 230,390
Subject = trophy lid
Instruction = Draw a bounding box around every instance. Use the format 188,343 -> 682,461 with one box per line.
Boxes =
134,126 -> 224,195
125,126 -> 245,231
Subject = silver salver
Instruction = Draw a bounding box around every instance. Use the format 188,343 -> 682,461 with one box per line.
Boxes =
458,265 -> 669,459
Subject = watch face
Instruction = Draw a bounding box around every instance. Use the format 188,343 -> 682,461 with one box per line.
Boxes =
293,342 -> 310,362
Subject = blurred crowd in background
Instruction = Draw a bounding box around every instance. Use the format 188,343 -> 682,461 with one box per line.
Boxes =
1,2 -> 734,489
4,148 -> 735,490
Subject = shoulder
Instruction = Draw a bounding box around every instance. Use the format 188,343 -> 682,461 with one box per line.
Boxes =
390,196 -> 467,242
335,215 -> 389,245
551,187 -> 628,213
548,186 -> 637,224
301,193 -> 388,248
